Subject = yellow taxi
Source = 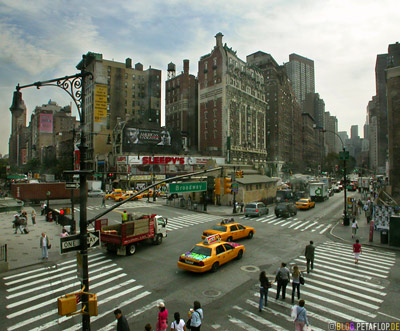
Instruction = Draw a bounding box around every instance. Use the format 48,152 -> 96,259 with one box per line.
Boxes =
177,234 -> 245,273
114,191 -> 143,202
201,219 -> 255,242
105,189 -> 124,200
295,198 -> 316,210
141,189 -> 160,198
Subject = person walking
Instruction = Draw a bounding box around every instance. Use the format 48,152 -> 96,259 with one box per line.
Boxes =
101,195 -> 106,208
292,299 -> 309,331
156,301 -> 168,331
291,265 -> 303,304
170,312 -> 186,331
189,301 -> 203,331
31,209 -> 36,225
258,271 -> 272,311
13,214 -> 24,234
121,210 -> 128,223
275,262 -> 290,300
114,308 -> 130,331
353,239 -> 362,264
40,232 -> 50,260
351,219 -> 359,238
304,241 -> 315,273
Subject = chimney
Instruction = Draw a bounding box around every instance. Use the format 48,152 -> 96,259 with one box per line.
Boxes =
125,58 -> 132,68
183,59 -> 189,74
215,32 -> 224,47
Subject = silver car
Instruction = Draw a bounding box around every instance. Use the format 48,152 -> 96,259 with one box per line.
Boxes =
244,202 -> 269,217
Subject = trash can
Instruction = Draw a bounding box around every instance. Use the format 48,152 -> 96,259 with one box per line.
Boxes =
380,230 -> 388,244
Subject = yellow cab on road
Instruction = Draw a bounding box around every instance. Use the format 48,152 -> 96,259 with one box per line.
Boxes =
201,219 -> 255,242
114,191 -> 143,202
177,234 -> 245,273
105,189 -> 124,200
295,198 -> 316,210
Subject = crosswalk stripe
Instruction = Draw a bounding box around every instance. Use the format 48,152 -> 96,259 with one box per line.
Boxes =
294,220 -> 310,230
324,241 -> 397,258
316,246 -> 395,266
244,300 -> 326,331
311,224 -> 324,232
314,250 -> 392,269
261,215 -> 276,223
274,219 -> 288,225
288,220 -> 302,228
281,220 -> 292,227
306,254 -> 389,275
268,287 -> 376,318
301,221 -> 318,231
304,277 -> 384,302
233,306 -> 290,331
319,224 -> 331,234
268,218 -> 283,224
228,316 -> 263,331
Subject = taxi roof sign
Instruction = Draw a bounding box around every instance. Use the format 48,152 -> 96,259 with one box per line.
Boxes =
204,234 -> 221,245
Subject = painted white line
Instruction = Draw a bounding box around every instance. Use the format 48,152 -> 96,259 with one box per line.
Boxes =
323,241 -> 397,258
294,220 -> 310,230
319,224 -> 331,234
311,269 -> 384,289
269,288 -> 376,318
322,244 -> 397,262
233,305 -> 290,331
228,316 -> 262,331
288,220 -> 302,228
274,219 -> 287,225
267,218 -> 283,224
311,224 -> 324,232
304,277 -> 384,302
378,312 -> 400,321
245,300 -> 326,331
304,254 -> 389,276
301,221 -> 318,231
262,216 -> 277,223
281,220 -> 292,227
315,250 -> 392,270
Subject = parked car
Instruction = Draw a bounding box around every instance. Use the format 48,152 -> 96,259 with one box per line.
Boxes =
244,202 -> 269,217
275,203 -> 297,217
88,189 -> 104,197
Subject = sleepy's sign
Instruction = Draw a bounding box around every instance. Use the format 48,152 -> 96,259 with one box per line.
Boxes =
142,156 -> 185,165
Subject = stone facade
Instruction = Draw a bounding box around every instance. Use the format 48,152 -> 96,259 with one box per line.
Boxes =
198,33 -> 267,164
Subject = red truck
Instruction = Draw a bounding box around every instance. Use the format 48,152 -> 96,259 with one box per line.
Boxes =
95,214 -> 168,256
11,183 -> 79,203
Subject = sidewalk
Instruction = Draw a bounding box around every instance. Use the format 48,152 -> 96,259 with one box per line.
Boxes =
0,204 -> 73,272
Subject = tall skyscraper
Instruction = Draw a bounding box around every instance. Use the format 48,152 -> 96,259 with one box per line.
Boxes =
285,54 -> 315,110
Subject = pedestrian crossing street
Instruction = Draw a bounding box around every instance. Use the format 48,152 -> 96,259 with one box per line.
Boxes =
2,251 -> 162,331
240,214 -> 333,234
219,241 -> 397,331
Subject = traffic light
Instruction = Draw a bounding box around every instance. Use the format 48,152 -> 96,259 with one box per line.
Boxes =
214,177 -> 221,195
223,177 -> 232,194
235,170 -> 244,178
60,209 -> 65,216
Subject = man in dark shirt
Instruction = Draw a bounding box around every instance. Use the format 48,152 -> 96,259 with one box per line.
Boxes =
114,308 -> 130,331
305,241 -> 315,273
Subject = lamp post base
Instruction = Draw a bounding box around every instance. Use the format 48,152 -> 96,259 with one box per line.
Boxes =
343,214 -> 350,226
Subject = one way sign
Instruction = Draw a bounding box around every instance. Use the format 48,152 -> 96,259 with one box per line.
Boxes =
60,231 -> 100,254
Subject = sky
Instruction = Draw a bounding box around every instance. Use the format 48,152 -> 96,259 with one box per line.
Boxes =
0,0 -> 398,156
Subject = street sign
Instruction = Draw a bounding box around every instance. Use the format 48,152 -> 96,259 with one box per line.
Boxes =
66,182 -> 80,189
168,182 -> 207,194
231,183 -> 239,193
339,151 -> 350,160
60,231 -> 100,254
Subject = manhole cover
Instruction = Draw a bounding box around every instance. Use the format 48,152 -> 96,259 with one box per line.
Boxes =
203,289 -> 221,298
241,265 -> 260,273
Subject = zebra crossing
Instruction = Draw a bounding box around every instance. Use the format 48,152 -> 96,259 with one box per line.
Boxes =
240,214 -> 332,234
166,214 -> 222,232
75,200 -> 154,213
219,241 -> 397,330
2,251 -> 161,330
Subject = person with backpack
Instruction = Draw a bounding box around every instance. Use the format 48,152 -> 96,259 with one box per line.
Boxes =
275,262 -> 290,300
258,271 -> 272,311
170,312 -> 185,331
188,301 -> 203,331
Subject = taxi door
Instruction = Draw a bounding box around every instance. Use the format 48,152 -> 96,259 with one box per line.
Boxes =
222,243 -> 235,262
229,225 -> 240,240
215,244 -> 227,265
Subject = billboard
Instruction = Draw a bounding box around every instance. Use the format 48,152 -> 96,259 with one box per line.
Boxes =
39,113 -> 53,133
123,126 -> 181,154
94,84 -> 107,123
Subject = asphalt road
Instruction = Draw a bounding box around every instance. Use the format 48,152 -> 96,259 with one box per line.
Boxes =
1,193 -> 399,330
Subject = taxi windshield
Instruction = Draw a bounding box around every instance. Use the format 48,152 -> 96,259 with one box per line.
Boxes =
191,246 -> 211,257
212,225 -> 227,231
299,199 -> 308,203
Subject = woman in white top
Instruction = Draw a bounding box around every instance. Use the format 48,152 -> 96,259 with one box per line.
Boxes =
170,312 -> 186,331
351,219 -> 358,238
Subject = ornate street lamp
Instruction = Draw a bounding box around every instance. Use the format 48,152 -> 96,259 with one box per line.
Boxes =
10,55 -> 93,329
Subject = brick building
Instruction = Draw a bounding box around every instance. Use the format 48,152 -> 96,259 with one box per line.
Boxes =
198,33 -> 267,165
